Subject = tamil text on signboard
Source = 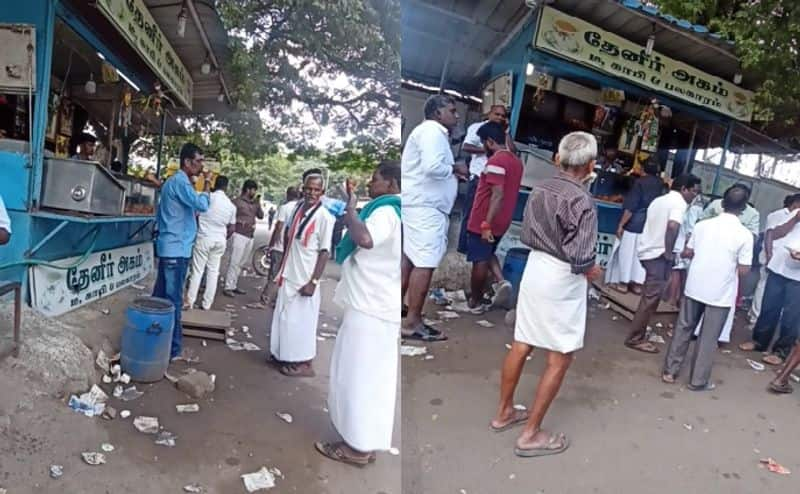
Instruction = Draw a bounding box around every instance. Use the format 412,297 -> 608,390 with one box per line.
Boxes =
534,6 -> 754,122
96,0 -> 193,109
30,242 -> 154,317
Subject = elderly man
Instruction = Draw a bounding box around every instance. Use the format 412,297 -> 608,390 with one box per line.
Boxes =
224,179 -> 264,297
490,132 -> 601,458
740,208 -> 800,366
465,121 -> 523,312
316,161 -> 401,466
270,169 -> 335,377
153,143 -> 210,359
0,193 -> 11,246
401,95 -> 468,342
185,175 -> 236,310
458,105 -> 515,254
662,186 -> 753,391
625,174 -> 702,353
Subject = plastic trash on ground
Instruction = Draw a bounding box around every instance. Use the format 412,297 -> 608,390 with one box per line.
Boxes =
400,345 -> 427,357
476,320 -> 495,328
81,452 -> 106,466
155,431 -> 177,447
133,416 -> 160,434
176,404 -> 200,413
50,465 -> 63,479
429,288 -> 451,306
183,484 -> 204,493
120,386 -> 144,402
275,412 -> 293,424
241,466 -> 283,492
760,457 -> 791,475
68,385 -> 108,417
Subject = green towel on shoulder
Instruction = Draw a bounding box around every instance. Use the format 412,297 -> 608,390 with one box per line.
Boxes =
335,194 -> 401,264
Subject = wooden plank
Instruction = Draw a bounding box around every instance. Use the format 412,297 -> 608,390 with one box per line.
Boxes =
592,280 -> 678,314
183,327 -> 226,341
181,309 -> 231,330
603,296 -> 634,321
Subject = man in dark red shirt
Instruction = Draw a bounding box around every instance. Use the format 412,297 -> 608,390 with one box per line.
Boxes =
466,121 -> 524,313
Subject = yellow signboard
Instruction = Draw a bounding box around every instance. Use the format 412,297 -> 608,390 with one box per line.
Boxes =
534,6 -> 753,122
96,0 -> 193,109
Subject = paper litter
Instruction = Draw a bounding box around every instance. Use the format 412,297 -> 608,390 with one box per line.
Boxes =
101,443 -> 115,452
760,457 -> 791,475
276,412 -> 293,424
176,404 -> 200,413
476,320 -> 495,328
120,386 -> 144,402
746,359 -> 766,371
242,342 -> 261,351
133,416 -> 160,434
155,431 -> 177,447
648,334 -> 666,344
241,466 -> 283,492
400,345 -> 427,357
226,338 -> 245,351
120,410 -> 131,419
50,465 -> 63,479
81,452 -> 106,466
183,484 -> 204,493
436,310 -> 460,320
68,385 -> 108,417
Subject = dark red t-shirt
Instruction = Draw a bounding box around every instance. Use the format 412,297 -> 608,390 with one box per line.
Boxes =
467,150 -> 524,236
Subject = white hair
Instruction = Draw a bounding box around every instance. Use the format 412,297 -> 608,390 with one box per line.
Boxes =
558,131 -> 598,168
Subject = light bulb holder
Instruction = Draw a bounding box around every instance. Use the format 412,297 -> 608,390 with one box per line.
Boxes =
201,62 -> 211,75
645,34 -> 655,56
177,5 -> 188,38
733,72 -> 743,85
85,73 -> 96,95
526,63 -> 534,76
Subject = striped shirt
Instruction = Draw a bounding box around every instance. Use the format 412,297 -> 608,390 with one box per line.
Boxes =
520,173 -> 598,274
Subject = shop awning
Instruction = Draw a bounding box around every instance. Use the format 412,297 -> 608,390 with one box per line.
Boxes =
402,0 -> 755,95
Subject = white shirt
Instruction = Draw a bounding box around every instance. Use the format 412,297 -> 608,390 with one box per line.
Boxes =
638,191 -> 688,261
334,202 -> 401,323
685,213 -> 753,307
767,215 -> 800,282
0,195 -> 10,234
280,202 -> 335,290
402,120 -> 457,214
197,190 -> 236,240
463,120 -> 488,177
759,207 -> 793,264
271,200 -> 298,253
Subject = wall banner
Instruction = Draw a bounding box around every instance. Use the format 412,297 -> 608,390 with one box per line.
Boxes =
534,6 -> 753,122
30,242 -> 153,317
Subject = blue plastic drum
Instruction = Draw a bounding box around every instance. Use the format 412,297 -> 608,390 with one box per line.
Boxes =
502,247 -> 531,308
121,296 -> 175,383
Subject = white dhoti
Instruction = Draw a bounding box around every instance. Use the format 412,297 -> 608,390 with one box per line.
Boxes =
515,250 -> 588,353
604,231 -> 646,285
693,289 -> 736,343
328,308 -> 399,452
402,206 -> 448,269
269,283 -> 320,362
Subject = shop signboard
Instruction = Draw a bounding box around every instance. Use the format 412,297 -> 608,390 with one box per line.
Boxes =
30,242 -> 153,317
96,0 -> 193,109
534,6 -> 754,122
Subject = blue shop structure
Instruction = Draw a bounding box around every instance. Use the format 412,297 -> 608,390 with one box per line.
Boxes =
403,0 -> 797,268
0,0 -> 232,316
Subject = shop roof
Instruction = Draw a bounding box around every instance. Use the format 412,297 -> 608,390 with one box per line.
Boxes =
402,0 -> 754,95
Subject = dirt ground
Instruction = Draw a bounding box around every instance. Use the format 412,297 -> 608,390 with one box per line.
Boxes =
0,260 -> 400,493
402,298 -> 800,494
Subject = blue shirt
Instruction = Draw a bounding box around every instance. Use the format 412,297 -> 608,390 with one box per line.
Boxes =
155,170 -> 210,258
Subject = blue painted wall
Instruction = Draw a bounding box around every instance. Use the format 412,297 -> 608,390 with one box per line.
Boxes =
489,18 -> 537,137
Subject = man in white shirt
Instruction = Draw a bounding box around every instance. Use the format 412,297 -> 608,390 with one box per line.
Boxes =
626,174 -> 702,353
0,194 -> 11,246
663,186 -> 753,390
262,186 -> 301,303
316,162 -> 401,466
401,95 -> 468,342
740,204 -> 800,366
270,169 -> 335,377
457,105 -> 514,254
748,194 -> 800,324
185,175 -> 237,310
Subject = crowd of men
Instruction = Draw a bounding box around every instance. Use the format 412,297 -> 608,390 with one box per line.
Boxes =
401,93 -> 800,460
153,143 -> 402,467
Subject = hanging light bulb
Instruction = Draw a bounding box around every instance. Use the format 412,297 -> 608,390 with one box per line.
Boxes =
177,3 -> 188,38
217,86 -> 225,103
201,55 -> 211,75
645,23 -> 656,56
733,62 -> 743,84
85,73 -> 96,95
526,63 -> 534,76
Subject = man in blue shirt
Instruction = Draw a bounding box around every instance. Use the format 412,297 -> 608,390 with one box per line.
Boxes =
153,143 -> 211,359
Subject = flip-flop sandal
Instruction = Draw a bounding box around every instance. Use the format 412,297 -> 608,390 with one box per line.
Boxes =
314,442 -> 371,467
491,282 -> 513,308
489,409 -> 529,433
514,432 -> 570,458
763,354 -> 784,366
625,341 -> 659,354
404,324 -> 448,342
687,382 -> 716,392
280,364 -> 316,377
738,341 -> 758,352
768,381 -> 794,394
661,373 -> 676,384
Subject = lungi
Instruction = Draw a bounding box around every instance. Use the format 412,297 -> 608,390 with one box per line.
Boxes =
269,283 -> 320,362
515,250 -> 588,353
402,206 -> 449,269
604,231 -> 646,285
328,308 -> 399,452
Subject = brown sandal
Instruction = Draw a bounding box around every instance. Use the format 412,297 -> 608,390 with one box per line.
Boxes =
661,373 -> 676,384
625,340 -> 659,354
280,364 -> 316,377
314,441 -> 371,467
738,341 -> 757,352
490,409 -> 529,433
763,354 -> 784,366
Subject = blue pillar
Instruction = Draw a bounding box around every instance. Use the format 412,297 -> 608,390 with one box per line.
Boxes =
712,122 -> 734,195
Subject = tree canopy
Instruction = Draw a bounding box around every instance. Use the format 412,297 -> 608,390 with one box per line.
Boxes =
653,1 -> 800,138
